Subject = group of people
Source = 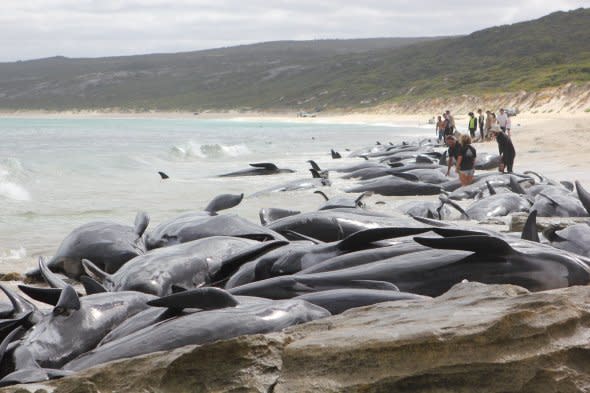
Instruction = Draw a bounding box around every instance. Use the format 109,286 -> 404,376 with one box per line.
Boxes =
437,108 -> 512,143
440,108 -> 516,186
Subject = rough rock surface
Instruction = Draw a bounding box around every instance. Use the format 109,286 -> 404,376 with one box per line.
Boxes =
4,282 -> 590,393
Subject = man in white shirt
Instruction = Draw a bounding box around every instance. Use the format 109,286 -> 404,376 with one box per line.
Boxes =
496,108 -> 509,133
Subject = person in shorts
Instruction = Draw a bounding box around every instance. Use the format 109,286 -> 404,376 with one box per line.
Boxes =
456,133 -> 477,186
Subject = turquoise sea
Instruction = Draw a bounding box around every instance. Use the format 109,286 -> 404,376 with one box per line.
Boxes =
0,117 -> 431,272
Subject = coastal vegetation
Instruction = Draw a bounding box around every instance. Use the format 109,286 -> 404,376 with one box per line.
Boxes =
0,8 -> 588,112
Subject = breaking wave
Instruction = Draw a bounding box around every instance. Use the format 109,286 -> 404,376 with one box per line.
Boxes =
170,142 -> 250,160
0,158 -> 31,201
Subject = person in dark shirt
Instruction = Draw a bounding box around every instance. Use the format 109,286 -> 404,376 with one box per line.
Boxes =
491,129 -> 516,173
445,135 -> 462,177
456,134 -> 477,186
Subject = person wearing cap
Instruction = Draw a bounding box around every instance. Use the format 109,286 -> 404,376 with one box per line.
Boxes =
491,128 -> 516,173
467,112 -> 477,139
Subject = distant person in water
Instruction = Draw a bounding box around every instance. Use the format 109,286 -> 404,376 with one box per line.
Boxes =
477,108 -> 485,141
436,115 -> 445,143
445,135 -> 461,176
467,112 -> 477,139
456,134 -> 477,186
492,129 -> 516,173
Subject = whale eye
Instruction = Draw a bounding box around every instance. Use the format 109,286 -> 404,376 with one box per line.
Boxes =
52,306 -> 71,317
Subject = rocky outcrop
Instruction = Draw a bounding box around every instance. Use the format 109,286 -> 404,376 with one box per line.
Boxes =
5,282 -> 590,393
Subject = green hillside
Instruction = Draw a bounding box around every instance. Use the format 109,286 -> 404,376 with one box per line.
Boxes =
0,8 -> 588,112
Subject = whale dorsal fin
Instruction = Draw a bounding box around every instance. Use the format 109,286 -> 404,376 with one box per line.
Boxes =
134,211 -> 150,237
38,256 -> 68,289
249,162 -> 278,170
53,285 -> 80,316
147,287 -> 239,311
17,285 -> 62,306
0,283 -> 37,315
486,181 -> 496,195
521,210 -> 540,242
414,235 -> 514,255
339,227 -> 431,250
314,190 -> 329,201
80,275 -> 108,294
82,259 -> 112,285
509,176 -> 526,195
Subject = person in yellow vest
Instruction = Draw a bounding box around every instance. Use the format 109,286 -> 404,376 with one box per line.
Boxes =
467,112 -> 477,139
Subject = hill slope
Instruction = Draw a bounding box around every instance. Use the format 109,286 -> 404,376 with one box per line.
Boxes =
0,8 -> 589,112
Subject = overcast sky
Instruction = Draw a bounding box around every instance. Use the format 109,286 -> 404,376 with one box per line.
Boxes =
1,0 -> 587,62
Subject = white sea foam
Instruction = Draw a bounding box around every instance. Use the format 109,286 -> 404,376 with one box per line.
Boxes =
0,159 -> 31,201
0,247 -> 27,260
170,142 -> 250,160
0,181 -> 31,201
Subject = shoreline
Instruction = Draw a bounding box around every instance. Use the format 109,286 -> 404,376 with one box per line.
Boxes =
2,109 -> 590,184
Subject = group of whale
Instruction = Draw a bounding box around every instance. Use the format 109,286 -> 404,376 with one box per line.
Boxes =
2,138 -> 590,386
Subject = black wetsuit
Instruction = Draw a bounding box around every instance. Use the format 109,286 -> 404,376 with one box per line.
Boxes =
496,132 -> 515,172
459,144 -> 476,171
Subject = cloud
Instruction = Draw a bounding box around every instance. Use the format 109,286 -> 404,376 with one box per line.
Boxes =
0,0 -> 587,61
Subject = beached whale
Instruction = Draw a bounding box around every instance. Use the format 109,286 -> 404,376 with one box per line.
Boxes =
83,237 -> 287,295
294,288 -> 430,315
345,176 -> 441,196
6,288 -> 154,372
26,212 -> 150,280
265,209 -> 416,242
146,213 -> 286,249
217,162 -> 295,177
63,297 -> 329,372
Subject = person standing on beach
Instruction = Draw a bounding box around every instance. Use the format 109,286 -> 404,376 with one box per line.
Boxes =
445,110 -> 456,133
443,113 -> 453,140
496,108 -> 509,133
445,135 -> 461,176
506,115 -> 512,138
492,129 -> 516,173
484,111 -> 493,139
436,115 -> 445,143
456,134 -> 477,186
477,109 -> 485,141
467,112 -> 477,138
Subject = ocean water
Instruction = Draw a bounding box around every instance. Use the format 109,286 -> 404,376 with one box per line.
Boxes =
0,117 -> 431,272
